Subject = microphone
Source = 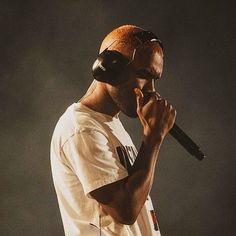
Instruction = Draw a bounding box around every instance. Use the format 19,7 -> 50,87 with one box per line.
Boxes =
169,123 -> 205,160
142,91 -> 206,160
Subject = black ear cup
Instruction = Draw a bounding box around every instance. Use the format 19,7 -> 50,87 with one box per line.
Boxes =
92,49 -> 130,85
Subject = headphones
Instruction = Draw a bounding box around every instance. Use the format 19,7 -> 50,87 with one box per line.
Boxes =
92,30 -> 163,85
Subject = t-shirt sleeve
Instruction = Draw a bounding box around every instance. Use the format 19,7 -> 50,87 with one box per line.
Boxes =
62,129 -> 129,196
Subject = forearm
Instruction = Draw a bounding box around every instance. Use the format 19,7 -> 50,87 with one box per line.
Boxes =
98,135 -> 163,225
123,134 -> 163,221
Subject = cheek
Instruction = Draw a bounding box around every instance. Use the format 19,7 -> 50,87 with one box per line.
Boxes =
119,84 -> 135,100
109,83 -> 138,117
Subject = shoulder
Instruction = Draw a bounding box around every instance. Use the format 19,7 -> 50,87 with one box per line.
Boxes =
73,103 -> 107,134
52,102 -> 111,148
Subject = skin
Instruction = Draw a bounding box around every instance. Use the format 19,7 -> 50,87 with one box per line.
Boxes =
80,25 -> 177,225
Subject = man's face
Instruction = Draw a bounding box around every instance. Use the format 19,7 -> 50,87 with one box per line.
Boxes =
107,43 -> 163,118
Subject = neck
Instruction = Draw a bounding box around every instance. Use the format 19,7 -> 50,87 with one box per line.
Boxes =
80,81 -> 119,117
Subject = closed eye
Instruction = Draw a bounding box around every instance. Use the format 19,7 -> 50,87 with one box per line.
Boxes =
136,68 -> 159,80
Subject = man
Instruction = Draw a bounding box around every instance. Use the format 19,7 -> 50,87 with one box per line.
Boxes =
50,25 -> 176,236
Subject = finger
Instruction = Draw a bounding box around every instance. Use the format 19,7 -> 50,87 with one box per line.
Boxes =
134,88 -> 144,112
158,98 -> 166,105
167,103 -> 173,110
155,91 -> 162,99
172,108 -> 177,116
143,91 -> 161,104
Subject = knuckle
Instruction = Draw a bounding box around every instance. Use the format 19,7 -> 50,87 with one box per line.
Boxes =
173,109 -> 177,116
159,98 -> 165,104
168,104 -> 172,110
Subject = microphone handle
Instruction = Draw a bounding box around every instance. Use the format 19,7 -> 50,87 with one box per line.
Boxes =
169,123 -> 205,160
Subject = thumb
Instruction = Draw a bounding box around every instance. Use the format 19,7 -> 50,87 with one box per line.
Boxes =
134,88 -> 144,113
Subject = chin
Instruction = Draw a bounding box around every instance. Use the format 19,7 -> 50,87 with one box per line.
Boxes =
113,92 -> 138,118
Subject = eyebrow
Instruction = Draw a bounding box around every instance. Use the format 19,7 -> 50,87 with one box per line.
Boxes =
136,68 -> 161,80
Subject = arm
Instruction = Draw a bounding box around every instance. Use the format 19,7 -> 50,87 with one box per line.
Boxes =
90,88 -> 177,225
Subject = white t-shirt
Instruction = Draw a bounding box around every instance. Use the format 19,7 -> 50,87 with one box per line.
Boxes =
50,103 -> 161,236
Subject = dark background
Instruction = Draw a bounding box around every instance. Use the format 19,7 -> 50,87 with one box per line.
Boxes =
1,0 -> 235,235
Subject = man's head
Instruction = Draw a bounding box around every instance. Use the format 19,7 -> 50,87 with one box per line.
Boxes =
99,25 -> 143,58
93,25 -> 164,118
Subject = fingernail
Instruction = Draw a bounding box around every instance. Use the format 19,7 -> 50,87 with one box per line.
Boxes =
134,88 -> 139,95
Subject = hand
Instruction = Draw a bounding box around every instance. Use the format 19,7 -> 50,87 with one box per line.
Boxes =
134,88 -> 177,142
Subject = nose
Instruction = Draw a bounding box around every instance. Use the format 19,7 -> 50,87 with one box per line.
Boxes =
140,78 -> 156,93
